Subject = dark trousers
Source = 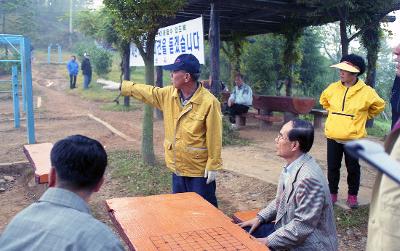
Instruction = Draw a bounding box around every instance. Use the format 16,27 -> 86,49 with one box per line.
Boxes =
243,223 -> 275,238
392,110 -> 400,129
327,138 -> 360,195
172,173 -> 218,208
69,74 -> 77,89
228,104 -> 249,123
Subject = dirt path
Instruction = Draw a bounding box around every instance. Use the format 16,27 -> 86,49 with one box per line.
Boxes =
0,62 -> 374,250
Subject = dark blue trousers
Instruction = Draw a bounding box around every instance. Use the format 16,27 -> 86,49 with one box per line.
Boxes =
172,173 -> 218,208
243,223 -> 275,238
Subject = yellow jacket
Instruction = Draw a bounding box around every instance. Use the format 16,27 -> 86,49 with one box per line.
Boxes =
320,79 -> 385,140
121,81 -> 223,177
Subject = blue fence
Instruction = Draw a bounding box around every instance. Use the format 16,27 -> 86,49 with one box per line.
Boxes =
0,34 -> 35,144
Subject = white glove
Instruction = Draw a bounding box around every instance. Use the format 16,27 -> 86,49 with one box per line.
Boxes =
204,170 -> 217,184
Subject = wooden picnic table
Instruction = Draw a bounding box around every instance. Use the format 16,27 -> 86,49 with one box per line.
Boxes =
106,192 -> 269,251
23,143 -> 53,184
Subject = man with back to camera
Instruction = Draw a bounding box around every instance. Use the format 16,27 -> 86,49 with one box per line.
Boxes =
81,52 -> 92,89
239,119 -> 338,250
0,135 -> 124,251
119,53 -> 222,207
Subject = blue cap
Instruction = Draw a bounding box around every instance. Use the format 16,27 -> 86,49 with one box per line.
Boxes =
164,54 -> 200,74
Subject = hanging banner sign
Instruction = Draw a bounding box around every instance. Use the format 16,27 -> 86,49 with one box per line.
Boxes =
130,17 -> 204,66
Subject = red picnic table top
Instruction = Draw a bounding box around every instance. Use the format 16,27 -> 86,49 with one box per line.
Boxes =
106,192 -> 269,251
23,143 -> 53,184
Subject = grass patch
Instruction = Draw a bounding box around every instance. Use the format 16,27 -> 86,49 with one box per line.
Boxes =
100,102 -> 141,112
334,205 -> 369,229
367,119 -> 390,138
108,150 -> 171,196
222,117 -> 250,146
71,76 -> 120,102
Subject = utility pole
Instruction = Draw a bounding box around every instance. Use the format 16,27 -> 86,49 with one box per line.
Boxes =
69,0 -> 73,48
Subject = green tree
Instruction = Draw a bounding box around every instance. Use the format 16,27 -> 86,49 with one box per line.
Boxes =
221,34 -> 248,85
281,24 -> 304,96
75,7 -> 131,106
0,0 -> 35,53
241,34 -> 285,95
299,0 -> 400,56
298,28 -> 335,98
104,0 -> 186,165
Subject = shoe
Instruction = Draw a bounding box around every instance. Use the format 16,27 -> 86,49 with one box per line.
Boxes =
347,195 -> 358,209
331,194 -> 337,204
230,123 -> 238,130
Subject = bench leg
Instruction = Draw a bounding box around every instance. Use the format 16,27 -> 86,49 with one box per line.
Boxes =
314,115 -> 323,129
259,110 -> 272,130
235,115 -> 246,126
284,112 -> 297,123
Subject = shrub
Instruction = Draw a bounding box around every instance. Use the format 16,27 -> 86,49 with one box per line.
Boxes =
73,43 -> 113,76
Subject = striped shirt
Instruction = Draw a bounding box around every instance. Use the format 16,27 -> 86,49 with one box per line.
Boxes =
0,188 -> 124,251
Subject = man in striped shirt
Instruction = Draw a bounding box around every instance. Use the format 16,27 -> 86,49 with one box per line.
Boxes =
239,119 -> 338,250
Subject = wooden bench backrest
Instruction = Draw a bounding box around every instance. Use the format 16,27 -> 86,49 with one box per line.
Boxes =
253,95 -> 315,114
23,143 -> 53,184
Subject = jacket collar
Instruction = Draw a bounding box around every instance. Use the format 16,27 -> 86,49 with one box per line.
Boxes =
172,82 -> 205,105
275,154 -> 312,223
38,187 -> 91,214
340,78 -> 366,92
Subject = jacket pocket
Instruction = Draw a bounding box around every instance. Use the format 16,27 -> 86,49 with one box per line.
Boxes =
163,140 -> 175,166
182,147 -> 208,174
326,112 -> 357,140
183,112 -> 205,134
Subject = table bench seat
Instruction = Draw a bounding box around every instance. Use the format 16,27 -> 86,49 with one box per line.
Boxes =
232,209 -> 259,223
23,143 -> 53,184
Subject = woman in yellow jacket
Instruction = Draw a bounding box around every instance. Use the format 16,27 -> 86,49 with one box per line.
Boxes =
320,54 -> 385,208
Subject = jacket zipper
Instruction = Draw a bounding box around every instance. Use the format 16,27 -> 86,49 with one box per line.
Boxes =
331,112 -> 354,118
342,87 -> 349,111
173,103 -> 193,173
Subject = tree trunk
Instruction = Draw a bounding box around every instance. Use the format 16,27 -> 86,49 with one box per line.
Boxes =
122,42 -> 130,107
209,1 -> 221,96
339,19 -> 349,57
155,66 -> 163,120
363,25 -> 380,128
141,39 -> 156,165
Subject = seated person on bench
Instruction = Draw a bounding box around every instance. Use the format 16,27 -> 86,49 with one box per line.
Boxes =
239,119 -> 338,250
228,72 -> 253,124
0,135 -> 124,251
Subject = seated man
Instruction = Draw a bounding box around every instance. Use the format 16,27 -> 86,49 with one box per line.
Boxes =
228,72 -> 253,124
239,119 -> 338,250
0,135 -> 124,251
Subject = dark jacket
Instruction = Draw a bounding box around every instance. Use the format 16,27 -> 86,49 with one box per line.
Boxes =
81,57 -> 92,75
391,76 -> 400,113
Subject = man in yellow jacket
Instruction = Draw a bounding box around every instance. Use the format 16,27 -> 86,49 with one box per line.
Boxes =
120,54 -> 222,207
320,54 -> 385,208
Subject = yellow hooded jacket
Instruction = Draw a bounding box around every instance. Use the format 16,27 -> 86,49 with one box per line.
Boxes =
121,81 -> 223,177
320,79 -> 385,141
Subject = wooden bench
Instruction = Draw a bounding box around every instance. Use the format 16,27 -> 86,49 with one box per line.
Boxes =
221,92 -> 315,129
252,95 -> 315,129
310,108 -> 328,129
221,91 -> 252,127
23,143 -> 53,184
232,209 -> 259,223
